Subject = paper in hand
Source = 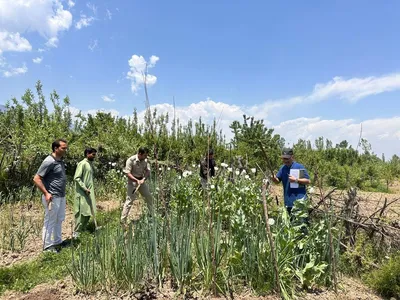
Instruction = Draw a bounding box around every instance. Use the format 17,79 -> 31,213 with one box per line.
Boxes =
290,169 -> 300,188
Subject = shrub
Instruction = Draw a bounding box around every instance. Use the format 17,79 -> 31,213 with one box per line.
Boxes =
365,252 -> 400,298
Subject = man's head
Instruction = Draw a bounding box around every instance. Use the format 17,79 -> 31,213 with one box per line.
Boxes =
52,139 -> 68,157
84,147 -> 97,161
281,147 -> 294,166
137,147 -> 149,161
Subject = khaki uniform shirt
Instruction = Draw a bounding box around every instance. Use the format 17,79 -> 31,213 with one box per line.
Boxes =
123,154 -> 150,184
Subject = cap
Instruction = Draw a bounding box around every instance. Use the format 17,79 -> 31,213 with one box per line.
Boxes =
281,148 -> 293,158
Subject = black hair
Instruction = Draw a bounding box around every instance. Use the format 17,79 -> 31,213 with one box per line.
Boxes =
52,139 -> 67,152
84,147 -> 97,156
138,147 -> 149,155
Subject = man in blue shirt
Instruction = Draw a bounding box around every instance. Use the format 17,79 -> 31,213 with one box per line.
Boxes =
272,148 -> 310,214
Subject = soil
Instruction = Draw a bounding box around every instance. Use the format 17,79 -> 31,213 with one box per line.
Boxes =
1,275 -> 383,300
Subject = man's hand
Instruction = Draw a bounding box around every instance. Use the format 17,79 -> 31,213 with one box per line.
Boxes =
271,175 -> 280,184
288,174 -> 297,183
44,192 -> 52,204
85,189 -> 91,195
138,179 -> 145,185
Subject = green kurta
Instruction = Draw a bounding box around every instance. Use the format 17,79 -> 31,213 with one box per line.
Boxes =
74,158 -> 96,217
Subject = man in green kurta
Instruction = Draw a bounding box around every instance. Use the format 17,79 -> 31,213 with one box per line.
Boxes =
73,148 -> 97,238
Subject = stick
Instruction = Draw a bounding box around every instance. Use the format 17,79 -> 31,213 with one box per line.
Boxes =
132,183 -> 141,195
257,141 -> 275,176
261,184 -> 281,295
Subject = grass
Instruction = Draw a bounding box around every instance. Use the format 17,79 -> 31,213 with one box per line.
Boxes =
0,249 -> 70,294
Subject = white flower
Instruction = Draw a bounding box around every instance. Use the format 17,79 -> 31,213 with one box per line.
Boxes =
214,166 -> 219,171
235,170 -> 240,176
192,164 -> 196,168
251,168 -> 256,174
268,218 -> 275,226
178,176 -> 182,180
112,162 -> 116,167
221,162 -> 228,168
167,167 -> 171,171
245,175 -> 250,180
309,187 -> 315,194
183,170 -> 191,178
189,171 -> 192,175
5,167 -> 9,172
241,169 -> 247,175
198,164 -> 200,168
211,184 -> 215,189
263,178 -> 270,184
159,167 -> 162,171
228,167 -> 232,172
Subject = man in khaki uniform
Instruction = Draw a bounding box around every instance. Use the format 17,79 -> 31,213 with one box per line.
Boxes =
121,147 -> 153,224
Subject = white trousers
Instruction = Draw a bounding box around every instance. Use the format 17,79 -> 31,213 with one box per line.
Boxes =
42,196 -> 66,249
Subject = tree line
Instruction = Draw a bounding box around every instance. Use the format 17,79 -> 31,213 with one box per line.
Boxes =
0,81 -> 399,195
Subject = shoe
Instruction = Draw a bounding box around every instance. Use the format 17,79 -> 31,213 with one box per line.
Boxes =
43,246 -> 59,253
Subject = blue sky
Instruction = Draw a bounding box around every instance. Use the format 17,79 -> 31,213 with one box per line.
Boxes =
1,0 -> 400,156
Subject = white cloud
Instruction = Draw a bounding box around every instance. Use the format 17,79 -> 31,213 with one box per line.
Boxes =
66,92 -> 400,157
69,72 -> 400,157
101,94 -> 115,102
45,36 -> 59,48
273,117 -> 400,157
0,31 -> 32,54
88,39 -> 98,51
67,0 -> 75,8
2,64 -> 28,77
32,57 -> 43,64
75,15 -> 95,30
249,73 -> 400,119
106,9 -> 112,20
0,0 -> 72,47
86,2 -> 97,15
38,48 -> 45,52
126,55 -> 159,93
133,99 -> 400,157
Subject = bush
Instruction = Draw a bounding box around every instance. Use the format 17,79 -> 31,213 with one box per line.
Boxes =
365,253 -> 400,298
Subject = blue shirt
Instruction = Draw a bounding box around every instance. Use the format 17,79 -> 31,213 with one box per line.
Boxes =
276,162 -> 309,207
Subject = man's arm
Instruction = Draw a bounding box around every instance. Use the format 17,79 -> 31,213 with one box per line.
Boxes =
74,162 -> 90,195
144,168 -> 150,180
123,157 -> 143,184
288,167 -> 310,185
288,176 -> 310,185
271,175 -> 280,184
272,167 -> 282,183
33,174 -> 52,203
